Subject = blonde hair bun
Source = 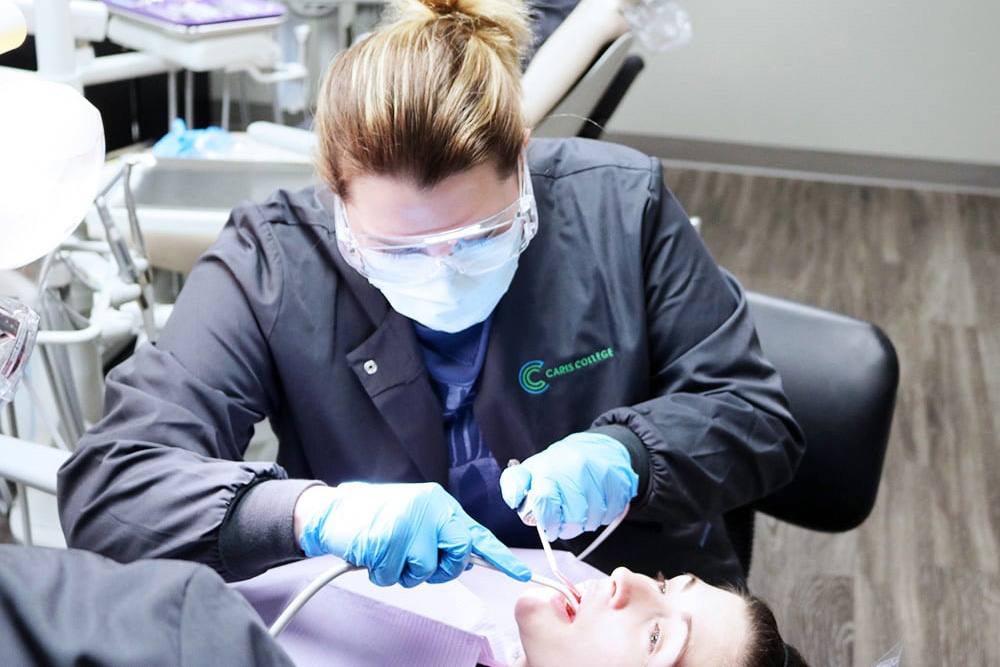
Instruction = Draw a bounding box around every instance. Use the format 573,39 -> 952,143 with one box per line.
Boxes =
388,0 -> 532,68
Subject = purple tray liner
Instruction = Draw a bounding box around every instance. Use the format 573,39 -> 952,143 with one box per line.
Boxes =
101,0 -> 285,27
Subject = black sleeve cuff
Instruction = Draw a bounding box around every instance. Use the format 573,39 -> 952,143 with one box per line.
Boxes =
219,478 -> 322,581
588,423 -> 651,504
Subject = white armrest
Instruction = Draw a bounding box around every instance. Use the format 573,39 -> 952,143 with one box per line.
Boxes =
522,0 -> 629,128
0,434 -> 69,495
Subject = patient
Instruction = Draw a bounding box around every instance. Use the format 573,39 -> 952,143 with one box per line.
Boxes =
515,567 -> 809,667
233,550 -> 808,666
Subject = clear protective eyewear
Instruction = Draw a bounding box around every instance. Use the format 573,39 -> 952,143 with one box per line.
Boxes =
333,153 -> 538,284
0,296 -> 39,405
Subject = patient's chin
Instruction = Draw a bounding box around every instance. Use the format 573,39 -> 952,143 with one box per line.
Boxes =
514,590 -> 559,667
515,586 -> 575,628
514,587 -> 553,622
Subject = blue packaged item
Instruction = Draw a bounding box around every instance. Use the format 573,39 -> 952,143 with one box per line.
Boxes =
152,119 -> 234,158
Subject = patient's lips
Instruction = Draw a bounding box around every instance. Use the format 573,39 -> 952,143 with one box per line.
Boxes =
542,587 -> 577,623
557,578 -> 603,622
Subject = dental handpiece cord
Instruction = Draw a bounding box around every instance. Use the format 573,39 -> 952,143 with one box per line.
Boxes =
575,503 -> 630,562
268,561 -> 360,637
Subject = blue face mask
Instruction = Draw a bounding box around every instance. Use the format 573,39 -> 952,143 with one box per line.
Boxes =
368,240 -> 522,333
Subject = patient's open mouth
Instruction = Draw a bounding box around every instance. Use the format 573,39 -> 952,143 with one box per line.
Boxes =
551,590 -> 578,623
565,595 -> 577,622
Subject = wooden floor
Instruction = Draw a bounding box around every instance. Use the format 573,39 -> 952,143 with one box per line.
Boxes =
3,167 -> 997,666
665,167 -> 1000,667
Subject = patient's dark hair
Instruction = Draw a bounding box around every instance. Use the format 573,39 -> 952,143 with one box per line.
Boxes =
741,594 -> 810,667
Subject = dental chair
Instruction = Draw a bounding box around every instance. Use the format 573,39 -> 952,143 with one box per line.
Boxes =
529,32 -> 645,140
574,48 -> 645,140
523,0 -> 645,140
725,292 -> 900,577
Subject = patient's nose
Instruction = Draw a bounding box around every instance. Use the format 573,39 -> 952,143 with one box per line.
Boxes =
608,567 -> 647,609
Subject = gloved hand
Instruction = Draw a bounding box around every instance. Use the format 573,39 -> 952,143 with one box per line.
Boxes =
499,432 -> 639,541
298,481 -> 531,587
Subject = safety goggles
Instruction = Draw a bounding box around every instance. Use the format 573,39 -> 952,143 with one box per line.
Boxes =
333,154 -> 538,284
0,296 -> 39,405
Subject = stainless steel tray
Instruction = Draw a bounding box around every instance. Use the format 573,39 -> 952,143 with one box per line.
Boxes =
112,157 -> 317,212
94,156 -> 318,274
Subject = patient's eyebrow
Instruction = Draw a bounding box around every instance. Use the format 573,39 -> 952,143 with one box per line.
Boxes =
671,577 -> 700,664
650,575 -> 699,666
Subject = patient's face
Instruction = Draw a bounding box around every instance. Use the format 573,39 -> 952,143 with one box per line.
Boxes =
514,567 -> 750,667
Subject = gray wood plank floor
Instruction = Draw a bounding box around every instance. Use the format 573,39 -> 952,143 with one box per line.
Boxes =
665,167 -> 1000,667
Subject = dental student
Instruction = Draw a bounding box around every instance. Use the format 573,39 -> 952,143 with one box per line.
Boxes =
59,0 -> 803,589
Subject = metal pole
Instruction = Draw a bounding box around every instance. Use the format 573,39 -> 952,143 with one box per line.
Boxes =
4,403 -> 33,546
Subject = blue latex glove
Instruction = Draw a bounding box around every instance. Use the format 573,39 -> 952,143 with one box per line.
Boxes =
499,432 -> 639,541
298,481 -> 531,587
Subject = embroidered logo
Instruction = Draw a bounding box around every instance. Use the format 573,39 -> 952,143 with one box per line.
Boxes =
517,347 -> 614,394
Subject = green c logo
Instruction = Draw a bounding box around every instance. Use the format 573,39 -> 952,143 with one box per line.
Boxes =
518,360 -> 549,394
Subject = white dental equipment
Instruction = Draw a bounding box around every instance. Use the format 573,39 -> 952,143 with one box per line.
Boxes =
0,33 -> 105,544
3,0 -> 308,128
470,554 -> 579,610
92,157 -> 159,341
0,61 -> 105,391
88,154 -> 316,276
534,523 -> 582,602
0,79 -> 103,270
1,25 -> 169,544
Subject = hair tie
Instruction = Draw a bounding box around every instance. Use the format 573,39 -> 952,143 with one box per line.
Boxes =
782,642 -> 790,667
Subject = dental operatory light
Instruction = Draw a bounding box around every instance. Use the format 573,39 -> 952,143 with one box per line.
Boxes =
0,0 -> 26,54
1,0 -> 106,403
0,77 -> 105,269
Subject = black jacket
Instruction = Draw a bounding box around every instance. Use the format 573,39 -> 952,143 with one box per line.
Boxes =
0,546 -> 293,666
58,138 -> 803,586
